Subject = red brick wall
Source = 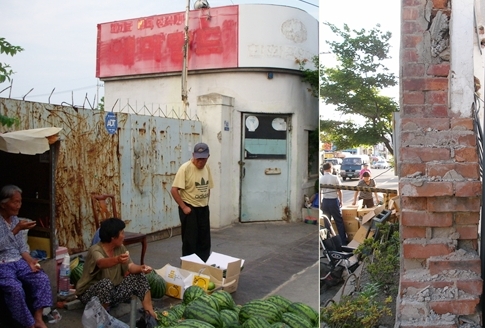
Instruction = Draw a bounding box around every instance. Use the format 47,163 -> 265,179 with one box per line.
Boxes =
399,0 -> 482,324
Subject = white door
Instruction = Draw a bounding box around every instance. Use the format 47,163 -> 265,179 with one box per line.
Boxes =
240,114 -> 290,222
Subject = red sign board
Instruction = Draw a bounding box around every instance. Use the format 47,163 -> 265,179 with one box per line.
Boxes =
96,6 -> 238,78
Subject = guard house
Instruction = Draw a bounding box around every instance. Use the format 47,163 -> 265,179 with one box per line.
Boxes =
96,4 -> 318,225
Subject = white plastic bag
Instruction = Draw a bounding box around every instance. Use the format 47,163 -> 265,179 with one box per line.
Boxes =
81,296 -> 129,328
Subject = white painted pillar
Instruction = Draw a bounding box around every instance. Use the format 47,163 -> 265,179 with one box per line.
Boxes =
450,0 -> 475,116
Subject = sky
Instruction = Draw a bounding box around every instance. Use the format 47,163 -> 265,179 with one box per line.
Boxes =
319,0 -> 401,119
0,0 -> 318,107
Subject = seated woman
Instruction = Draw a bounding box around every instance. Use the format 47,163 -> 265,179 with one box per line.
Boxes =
0,185 -> 52,328
75,217 -> 157,319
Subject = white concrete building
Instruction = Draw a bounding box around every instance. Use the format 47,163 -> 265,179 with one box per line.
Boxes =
96,4 -> 319,226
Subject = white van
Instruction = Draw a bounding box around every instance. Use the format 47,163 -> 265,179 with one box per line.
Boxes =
340,155 -> 370,180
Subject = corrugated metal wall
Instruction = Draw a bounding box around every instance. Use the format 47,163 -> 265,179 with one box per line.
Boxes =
0,98 -> 201,253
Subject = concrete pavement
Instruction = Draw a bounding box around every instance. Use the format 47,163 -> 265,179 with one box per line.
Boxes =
42,220 -> 318,327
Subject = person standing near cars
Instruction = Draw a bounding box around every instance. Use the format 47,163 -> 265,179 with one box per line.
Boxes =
359,163 -> 372,179
352,171 -> 379,208
171,142 -> 214,262
319,162 -> 347,245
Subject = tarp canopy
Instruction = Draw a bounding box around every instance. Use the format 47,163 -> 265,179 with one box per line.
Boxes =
0,127 -> 62,155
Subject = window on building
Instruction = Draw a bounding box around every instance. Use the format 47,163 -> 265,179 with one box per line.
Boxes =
308,129 -> 319,177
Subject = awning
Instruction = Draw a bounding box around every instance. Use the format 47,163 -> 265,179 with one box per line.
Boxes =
0,127 -> 62,155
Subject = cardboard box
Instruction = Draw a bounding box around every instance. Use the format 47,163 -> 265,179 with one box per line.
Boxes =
357,207 -> 377,218
352,224 -> 374,244
374,204 -> 385,215
341,205 -> 360,221
181,252 -> 244,294
343,219 -> 360,233
155,264 -> 210,299
391,196 -> 400,212
362,211 -> 376,225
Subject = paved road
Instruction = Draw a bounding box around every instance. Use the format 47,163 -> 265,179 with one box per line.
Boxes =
340,168 -> 398,205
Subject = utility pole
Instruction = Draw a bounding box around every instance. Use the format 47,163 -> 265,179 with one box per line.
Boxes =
182,0 -> 190,116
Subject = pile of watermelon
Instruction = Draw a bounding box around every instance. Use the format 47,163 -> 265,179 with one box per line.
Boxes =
154,285 -> 319,328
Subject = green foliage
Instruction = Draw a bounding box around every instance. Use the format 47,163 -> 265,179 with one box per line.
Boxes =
320,288 -> 392,328
0,115 -> 19,128
321,223 -> 399,327
0,37 -> 23,128
97,96 -> 105,111
320,23 -> 398,155
354,223 -> 400,291
297,56 -> 319,98
0,37 -> 24,84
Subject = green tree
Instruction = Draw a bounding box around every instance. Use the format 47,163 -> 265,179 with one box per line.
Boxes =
97,96 -> 105,111
0,37 -> 23,127
320,23 -> 398,155
0,37 -> 23,83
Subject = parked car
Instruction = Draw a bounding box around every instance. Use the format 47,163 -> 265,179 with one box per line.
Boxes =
340,155 -> 370,180
373,160 -> 389,169
322,158 -> 342,176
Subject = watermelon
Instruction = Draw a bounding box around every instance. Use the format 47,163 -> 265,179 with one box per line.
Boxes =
270,323 -> 290,328
286,302 -> 318,325
170,303 -> 186,319
146,271 -> 167,299
242,316 -> 272,328
191,293 -> 220,312
281,312 -> 312,328
264,295 -> 292,312
239,300 -> 283,324
183,285 -> 206,305
183,302 -> 223,328
172,319 -> 216,328
220,309 -> 240,327
211,290 -> 236,310
157,309 -> 179,327
70,262 -> 84,285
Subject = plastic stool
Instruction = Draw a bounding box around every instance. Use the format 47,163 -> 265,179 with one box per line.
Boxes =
129,295 -> 137,328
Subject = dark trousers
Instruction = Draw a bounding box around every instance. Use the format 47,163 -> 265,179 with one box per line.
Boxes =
321,198 -> 347,245
360,198 -> 374,208
178,204 -> 211,262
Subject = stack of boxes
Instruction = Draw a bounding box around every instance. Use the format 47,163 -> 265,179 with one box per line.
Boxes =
340,205 -> 361,242
327,193 -> 400,245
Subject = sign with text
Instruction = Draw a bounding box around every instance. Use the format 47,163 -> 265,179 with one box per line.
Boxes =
105,112 -> 117,134
96,6 -> 238,78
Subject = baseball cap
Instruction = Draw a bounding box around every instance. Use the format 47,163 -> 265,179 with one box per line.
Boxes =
193,142 -> 210,159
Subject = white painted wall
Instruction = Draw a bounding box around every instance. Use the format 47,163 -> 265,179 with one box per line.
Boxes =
450,0 -> 475,116
104,70 -> 317,226
101,4 -> 318,226
474,0 -> 485,126
238,4 -> 318,69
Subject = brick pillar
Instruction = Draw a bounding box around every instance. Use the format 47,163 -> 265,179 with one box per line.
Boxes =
398,0 -> 482,326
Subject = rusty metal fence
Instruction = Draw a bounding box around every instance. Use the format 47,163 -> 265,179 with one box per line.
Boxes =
0,97 -> 201,253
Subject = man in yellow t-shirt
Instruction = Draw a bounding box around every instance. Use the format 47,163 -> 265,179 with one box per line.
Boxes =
171,142 -> 214,262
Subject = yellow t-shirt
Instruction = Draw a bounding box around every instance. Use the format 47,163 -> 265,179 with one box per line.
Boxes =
172,160 -> 214,207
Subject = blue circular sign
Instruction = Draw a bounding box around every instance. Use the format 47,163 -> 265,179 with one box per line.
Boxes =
105,112 -> 117,135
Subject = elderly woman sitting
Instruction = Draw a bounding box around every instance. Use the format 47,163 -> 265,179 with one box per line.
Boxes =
0,185 -> 52,328
75,217 -> 157,319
